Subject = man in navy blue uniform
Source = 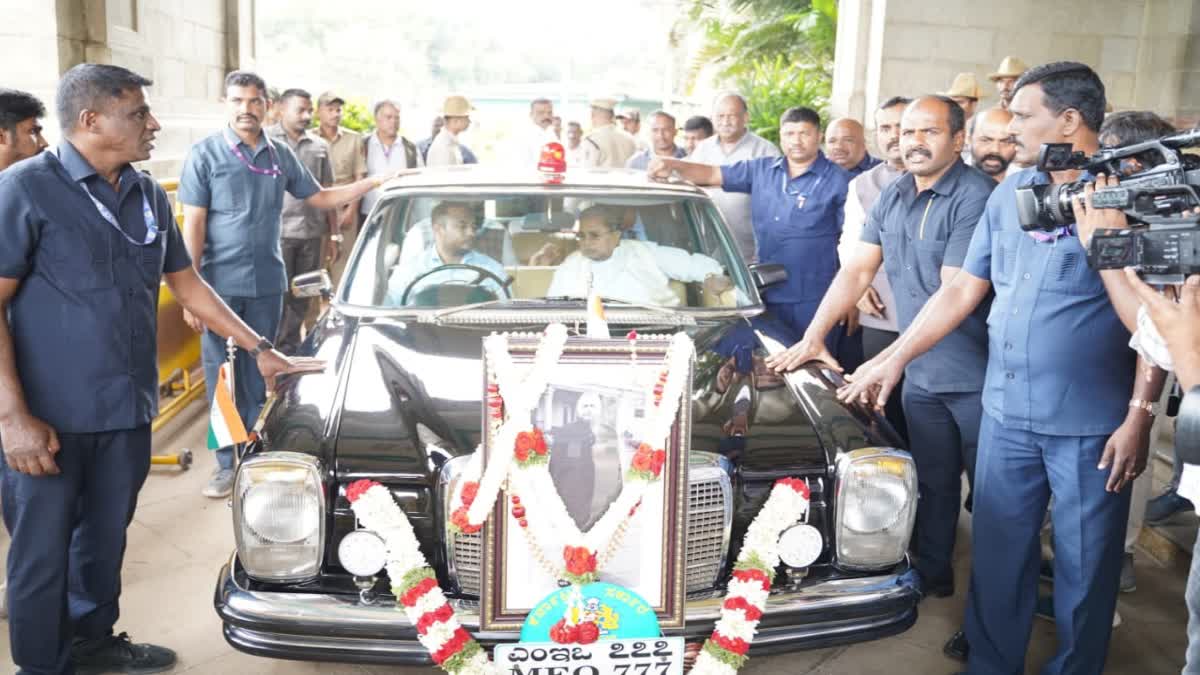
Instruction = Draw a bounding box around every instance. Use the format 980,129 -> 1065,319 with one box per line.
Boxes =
179,71 -> 395,499
0,63 -> 321,674
841,62 -> 1161,674
648,107 -> 854,353
766,96 -> 995,600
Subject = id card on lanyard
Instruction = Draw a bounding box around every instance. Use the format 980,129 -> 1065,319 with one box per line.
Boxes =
783,170 -> 824,211
54,148 -> 161,246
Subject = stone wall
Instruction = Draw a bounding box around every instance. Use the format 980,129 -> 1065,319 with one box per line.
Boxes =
0,0 -> 253,177
833,0 -> 1200,133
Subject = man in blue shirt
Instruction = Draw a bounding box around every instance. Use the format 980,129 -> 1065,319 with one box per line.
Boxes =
625,110 -> 687,171
766,96 -> 995,600
0,89 -> 49,171
841,62 -> 1161,674
648,107 -> 854,353
0,64 -> 321,675
386,201 -> 508,305
179,70 -> 401,498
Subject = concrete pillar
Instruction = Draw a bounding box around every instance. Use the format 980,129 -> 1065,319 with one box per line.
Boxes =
832,0 -> 1199,129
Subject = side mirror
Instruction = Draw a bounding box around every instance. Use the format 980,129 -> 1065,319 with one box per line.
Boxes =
292,270 -> 333,300
748,263 -> 788,290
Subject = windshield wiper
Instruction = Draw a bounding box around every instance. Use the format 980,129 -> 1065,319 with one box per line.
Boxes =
594,297 -> 677,314
429,297 -> 523,322
429,295 -> 679,324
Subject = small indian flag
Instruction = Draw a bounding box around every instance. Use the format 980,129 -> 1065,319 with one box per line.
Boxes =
586,292 -> 609,338
207,362 -> 248,450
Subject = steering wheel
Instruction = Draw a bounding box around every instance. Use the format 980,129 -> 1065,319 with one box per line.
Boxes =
398,263 -> 513,306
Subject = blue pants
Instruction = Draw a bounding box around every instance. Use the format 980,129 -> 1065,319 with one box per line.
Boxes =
1,426 -> 151,674
901,381 -> 981,586
768,300 -> 856,365
202,294 -> 282,470
965,414 -> 1129,675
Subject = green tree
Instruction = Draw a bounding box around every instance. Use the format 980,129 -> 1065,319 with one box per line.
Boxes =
310,99 -> 375,134
738,55 -> 829,145
682,0 -> 837,136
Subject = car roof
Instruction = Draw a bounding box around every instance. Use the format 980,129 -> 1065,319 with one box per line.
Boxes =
379,165 -> 709,196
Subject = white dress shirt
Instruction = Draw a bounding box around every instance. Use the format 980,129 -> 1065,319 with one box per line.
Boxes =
363,133 -> 424,215
546,239 -> 723,307
426,129 -> 464,167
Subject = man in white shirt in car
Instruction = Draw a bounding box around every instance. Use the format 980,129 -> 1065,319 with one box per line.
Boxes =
545,205 -> 730,306
386,201 -> 507,305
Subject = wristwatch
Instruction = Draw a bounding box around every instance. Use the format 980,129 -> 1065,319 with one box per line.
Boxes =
249,338 -> 274,358
1129,398 -> 1159,416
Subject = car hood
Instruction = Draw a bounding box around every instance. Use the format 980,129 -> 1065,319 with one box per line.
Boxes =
258,310 -> 898,483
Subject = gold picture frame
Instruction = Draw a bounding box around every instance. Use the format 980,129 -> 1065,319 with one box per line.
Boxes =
479,335 -> 690,631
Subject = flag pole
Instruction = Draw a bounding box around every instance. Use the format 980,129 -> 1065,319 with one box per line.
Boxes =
226,336 -> 240,468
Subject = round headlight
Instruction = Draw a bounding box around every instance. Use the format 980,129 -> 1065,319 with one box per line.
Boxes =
778,524 -> 823,568
842,469 -> 909,533
243,481 -> 320,543
338,530 -> 388,577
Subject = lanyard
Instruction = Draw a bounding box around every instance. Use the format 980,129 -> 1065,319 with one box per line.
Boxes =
376,134 -> 398,160
80,182 -> 159,246
783,169 -> 824,210
226,133 -> 282,178
54,148 -> 159,246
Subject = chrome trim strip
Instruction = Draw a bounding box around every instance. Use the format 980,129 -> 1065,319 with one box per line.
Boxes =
217,556 -> 918,640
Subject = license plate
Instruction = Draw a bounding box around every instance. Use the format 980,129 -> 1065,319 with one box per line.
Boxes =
495,636 -> 685,675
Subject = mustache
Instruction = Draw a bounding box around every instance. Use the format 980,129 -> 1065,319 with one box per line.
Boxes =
905,147 -> 932,160
887,140 -> 900,151
237,114 -> 259,122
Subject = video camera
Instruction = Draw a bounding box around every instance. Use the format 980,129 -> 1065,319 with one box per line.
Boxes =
1014,129 -> 1200,284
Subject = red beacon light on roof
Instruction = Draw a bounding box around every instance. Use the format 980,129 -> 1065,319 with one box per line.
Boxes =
538,142 -> 567,183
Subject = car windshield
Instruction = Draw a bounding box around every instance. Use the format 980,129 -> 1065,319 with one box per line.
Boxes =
340,190 -> 760,310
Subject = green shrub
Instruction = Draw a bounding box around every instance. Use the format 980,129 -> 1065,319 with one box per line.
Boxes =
310,99 -> 375,134
739,56 -> 829,146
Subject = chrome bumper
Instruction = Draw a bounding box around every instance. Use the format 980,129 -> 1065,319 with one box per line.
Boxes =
215,557 -> 919,665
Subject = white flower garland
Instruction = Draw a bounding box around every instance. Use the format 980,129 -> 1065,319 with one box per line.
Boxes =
349,474 -> 810,674
691,479 -> 811,674
462,324 -> 569,527
346,481 -> 497,675
451,328 -> 692,583
506,332 -> 692,569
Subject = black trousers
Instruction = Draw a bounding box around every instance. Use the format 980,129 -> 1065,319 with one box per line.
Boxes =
1,426 -> 151,674
276,237 -> 323,355
861,327 -> 909,444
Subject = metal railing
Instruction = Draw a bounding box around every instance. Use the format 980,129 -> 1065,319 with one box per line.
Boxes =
152,178 -> 206,433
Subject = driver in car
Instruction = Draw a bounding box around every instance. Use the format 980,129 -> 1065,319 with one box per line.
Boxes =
543,205 -> 732,306
385,200 -> 508,305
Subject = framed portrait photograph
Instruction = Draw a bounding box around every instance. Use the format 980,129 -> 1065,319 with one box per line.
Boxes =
479,336 -> 689,631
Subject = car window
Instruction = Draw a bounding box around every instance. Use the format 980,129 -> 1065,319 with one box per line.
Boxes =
342,191 -> 759,310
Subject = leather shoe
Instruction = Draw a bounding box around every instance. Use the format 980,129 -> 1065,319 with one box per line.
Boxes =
943,630 -> 969,662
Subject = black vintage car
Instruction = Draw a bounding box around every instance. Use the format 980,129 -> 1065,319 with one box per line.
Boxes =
213,166 -> 920,665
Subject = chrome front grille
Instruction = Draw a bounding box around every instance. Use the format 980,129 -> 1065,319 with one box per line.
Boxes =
687,466 -> 732,591
443,452 -> 733,597
450,524 -> 484,595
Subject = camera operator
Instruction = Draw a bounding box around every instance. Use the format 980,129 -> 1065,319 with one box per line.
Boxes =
1124,270 -> 1200,672
839,62 -> 1152,674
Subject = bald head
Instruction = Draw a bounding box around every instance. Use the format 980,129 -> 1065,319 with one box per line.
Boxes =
970,107 -> 1016,180
824,118 -> 867,171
